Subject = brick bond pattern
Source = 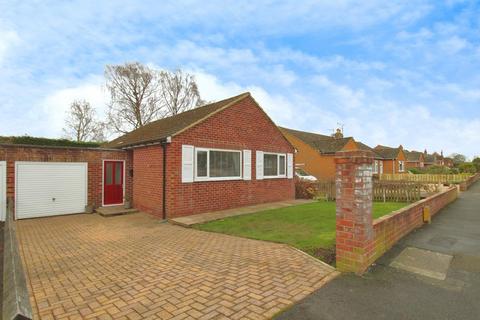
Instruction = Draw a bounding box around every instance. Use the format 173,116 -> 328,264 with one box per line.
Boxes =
17,213 -> 334,320
0,145 -> 132,214
334,150 -> 375,273
132,96 -> 295,219
372,186 -> 458,262
460,173 -> 480,191
335,150 -> 459,274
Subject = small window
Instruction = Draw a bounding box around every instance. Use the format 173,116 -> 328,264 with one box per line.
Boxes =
196,150 -> 208,177
279,155 -> 286,175
373,160 -> 379,174
398,161 -> 405,172
195,148 -> 242,181
115,163 -> 122,184
105,163 -> 113,184
264,153 -> 287,178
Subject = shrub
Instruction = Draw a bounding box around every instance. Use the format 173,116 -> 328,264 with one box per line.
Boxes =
295,178 -> 318,199
0,136 -> 101,148
457,162 -> 477,174
423,165 -> 452,174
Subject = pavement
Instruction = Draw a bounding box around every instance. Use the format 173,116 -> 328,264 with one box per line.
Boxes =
276,181 -> 480,320
16,212 -> 334,320
170,199 -> 314,227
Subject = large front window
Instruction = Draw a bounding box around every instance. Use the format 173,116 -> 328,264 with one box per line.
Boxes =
195,148 -> 242,181
264,153 -> 286,178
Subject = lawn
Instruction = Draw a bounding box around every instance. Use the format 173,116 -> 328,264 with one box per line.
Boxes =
194,201 -> 406,261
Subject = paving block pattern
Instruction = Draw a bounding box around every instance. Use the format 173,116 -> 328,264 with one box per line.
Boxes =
16,213 -> 334,320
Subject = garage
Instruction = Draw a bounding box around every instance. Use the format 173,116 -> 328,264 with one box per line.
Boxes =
15,162 -> 88,219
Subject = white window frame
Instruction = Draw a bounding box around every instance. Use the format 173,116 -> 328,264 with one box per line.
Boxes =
373,160 -> 379,174
263,152 -> 287,179
398,160 -> 405,172
194,147 -> 243,182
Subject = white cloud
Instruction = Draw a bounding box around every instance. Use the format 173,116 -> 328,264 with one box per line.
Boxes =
0,28 -> 20,64
40,75 -> 108,136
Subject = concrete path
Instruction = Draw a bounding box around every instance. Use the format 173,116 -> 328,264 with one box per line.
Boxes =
16,212 -> 334,320
170,199 -> 314,226
276,181 -> 480,320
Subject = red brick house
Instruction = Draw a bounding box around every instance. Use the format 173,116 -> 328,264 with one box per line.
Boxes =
0,93 -> 295,220
373,145 -> 407,174
404,150 -> 425,170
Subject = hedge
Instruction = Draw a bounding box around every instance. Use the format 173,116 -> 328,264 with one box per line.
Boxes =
0,136 -> 101,148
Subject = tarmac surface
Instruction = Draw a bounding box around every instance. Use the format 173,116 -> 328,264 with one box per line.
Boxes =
276,181 -> 480,320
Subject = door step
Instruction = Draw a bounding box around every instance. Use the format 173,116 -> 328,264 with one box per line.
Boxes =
96,206 -> 139,217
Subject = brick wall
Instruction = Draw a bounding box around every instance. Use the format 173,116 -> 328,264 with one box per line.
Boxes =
460,173 -> 480,191
0,144 -> 131,216
132,145 -> 164,217
372,186 -> 458,262
153,95 -> 295,218
335,149 -> 459,273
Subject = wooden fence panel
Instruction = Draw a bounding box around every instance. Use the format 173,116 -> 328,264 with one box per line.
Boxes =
313,180 -> 423,202
379,173 -> 471,184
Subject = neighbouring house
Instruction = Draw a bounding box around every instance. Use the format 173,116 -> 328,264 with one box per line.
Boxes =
423,149 -> 445,167
279,127 -> 358,180
356,141 -> 385,175
373,145 -> 407,174
0,92 -> 295,220
444,157 -> 455,168
404,150 -> 425,170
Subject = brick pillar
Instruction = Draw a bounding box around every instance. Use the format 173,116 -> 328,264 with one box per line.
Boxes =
335,150 -> 375,274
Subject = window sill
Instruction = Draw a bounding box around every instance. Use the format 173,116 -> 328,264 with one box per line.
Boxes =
194,177 -> 243,182
263,175 -> 287,179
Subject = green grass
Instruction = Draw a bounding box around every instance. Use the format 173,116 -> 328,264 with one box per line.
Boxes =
194,201 -> 406,259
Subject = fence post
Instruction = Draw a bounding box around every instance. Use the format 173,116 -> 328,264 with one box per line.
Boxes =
335,150 -> 375,274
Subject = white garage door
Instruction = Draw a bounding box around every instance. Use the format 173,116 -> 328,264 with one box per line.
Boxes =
16,162 -> 88,219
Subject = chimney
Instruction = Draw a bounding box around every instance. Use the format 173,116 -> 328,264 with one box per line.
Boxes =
334,128 -> 343,139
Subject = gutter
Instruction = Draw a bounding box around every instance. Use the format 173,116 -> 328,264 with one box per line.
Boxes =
160,136 -> 172,220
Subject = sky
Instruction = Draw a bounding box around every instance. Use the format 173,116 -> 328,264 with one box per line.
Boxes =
1,1 -> 479,158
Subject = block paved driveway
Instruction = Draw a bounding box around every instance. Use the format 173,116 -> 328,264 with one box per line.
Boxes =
16,213 -> 335,320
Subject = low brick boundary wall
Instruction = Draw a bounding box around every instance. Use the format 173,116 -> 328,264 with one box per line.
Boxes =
459,173 -> 480,191
371,186 -> 458,263
2,198 -> 33,320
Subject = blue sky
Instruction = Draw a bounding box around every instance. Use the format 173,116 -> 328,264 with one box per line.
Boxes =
1,0 -> 479,158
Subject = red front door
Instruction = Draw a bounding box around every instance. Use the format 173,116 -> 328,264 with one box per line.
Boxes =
104,161 -> 124,205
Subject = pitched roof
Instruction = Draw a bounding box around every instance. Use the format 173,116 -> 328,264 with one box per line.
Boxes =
103,92 -> 250,148
374,145 -> 402,159
279,127 -> 353,154
405,150 -> 424,162
356,141 -> 384,159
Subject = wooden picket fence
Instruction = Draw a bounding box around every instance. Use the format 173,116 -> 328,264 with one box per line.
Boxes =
379,173 -> 471,184
313,180 -> 424,202
373,181 -> 422,202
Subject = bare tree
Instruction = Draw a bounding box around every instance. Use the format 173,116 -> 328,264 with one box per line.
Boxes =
105,62 -> 164,134
160,69 -> 202,116
63,100 -> 105,142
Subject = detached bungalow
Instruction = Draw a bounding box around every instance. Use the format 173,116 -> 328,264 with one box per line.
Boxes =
373,145 -> 407,174
279,127 -> 357,180
0,93 -> 295,220
405,150 -> 425,170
